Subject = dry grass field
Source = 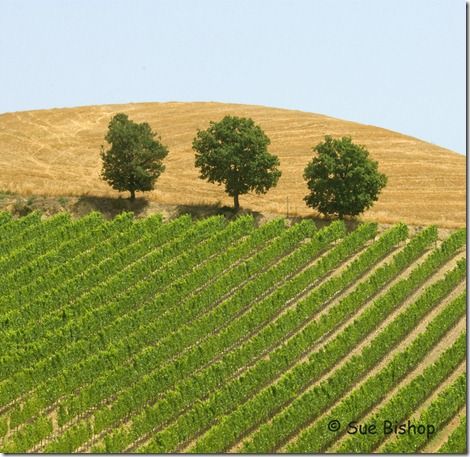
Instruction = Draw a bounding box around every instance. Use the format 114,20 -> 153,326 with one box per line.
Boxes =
0,101 -> 465,227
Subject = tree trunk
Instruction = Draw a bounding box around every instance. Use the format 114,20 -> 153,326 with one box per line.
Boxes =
233,193 -> 240,211
130,189 -> 136,201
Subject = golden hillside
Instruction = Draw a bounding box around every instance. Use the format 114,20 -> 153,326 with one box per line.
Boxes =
0,102 -> 465,227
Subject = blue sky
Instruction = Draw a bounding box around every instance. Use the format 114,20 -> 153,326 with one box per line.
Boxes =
0,0 -> 465,153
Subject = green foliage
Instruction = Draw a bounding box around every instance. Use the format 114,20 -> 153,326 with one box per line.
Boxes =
0,215 -> 464,453
339,319 -> 465,453
0,212 -> 107,313
287,259 -> 466,453
0,212 -> 70,281
65,219 -> 303,424
0,210 -> 41,244
0,217 -> 226,401
192,226 -> 455,454
192,115 -> 281,209
3,216 -> 271,438
142,223 -> 380,453
181,227 -> 462,454
100,113 -> 168,200
44,422 -> 93,453
439,415 -> 467,453
0,417 -> 7,438
304,135 -> 387,218
383,372 -> 466,453
0,211 -> 12,225
1,416 -> 52,453
242,226 -> 437,452
98,221 -> 348,446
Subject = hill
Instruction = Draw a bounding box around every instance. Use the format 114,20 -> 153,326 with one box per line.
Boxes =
0,213 -> 465,453
0,102 -> 465,227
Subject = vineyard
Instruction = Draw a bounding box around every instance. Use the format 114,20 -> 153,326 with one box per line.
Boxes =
0,211 -> 466,453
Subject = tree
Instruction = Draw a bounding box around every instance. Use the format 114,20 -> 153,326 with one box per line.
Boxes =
192,115 -> 281,210
304,135 -> 387,218
100,113 -> 168,201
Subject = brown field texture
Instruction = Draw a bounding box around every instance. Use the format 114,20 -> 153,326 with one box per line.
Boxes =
0,101 -> 465,227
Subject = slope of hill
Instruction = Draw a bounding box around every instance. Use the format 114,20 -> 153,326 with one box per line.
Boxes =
0,102 -> 465,227
0,213 -> 465,453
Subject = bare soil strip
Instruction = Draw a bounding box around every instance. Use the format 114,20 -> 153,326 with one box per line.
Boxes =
44,233 -> 355,452
420,405 -> 466,453
269,253 -> 464,452
3,228 -> 463,453
82,237 -> 376,452
328,315 -> 466,453
227,240 -> 427,453
219,248 -> 461,452
180,241 -> 409,453
30,230 -> 328,451
3,223 -> 247,425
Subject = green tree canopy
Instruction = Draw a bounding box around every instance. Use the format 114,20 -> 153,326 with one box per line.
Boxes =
304,135 -> 387,218
100,113 -> 168,201
192,115 -> 281,210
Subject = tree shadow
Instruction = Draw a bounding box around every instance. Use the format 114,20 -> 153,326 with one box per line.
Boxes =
302,214 -> 363,232
70,195 -> 366,230
72,195 -> 149,219
172,202 -> 263,223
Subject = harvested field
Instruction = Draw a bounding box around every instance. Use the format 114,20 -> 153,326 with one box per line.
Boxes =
0,102 -> 465,227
